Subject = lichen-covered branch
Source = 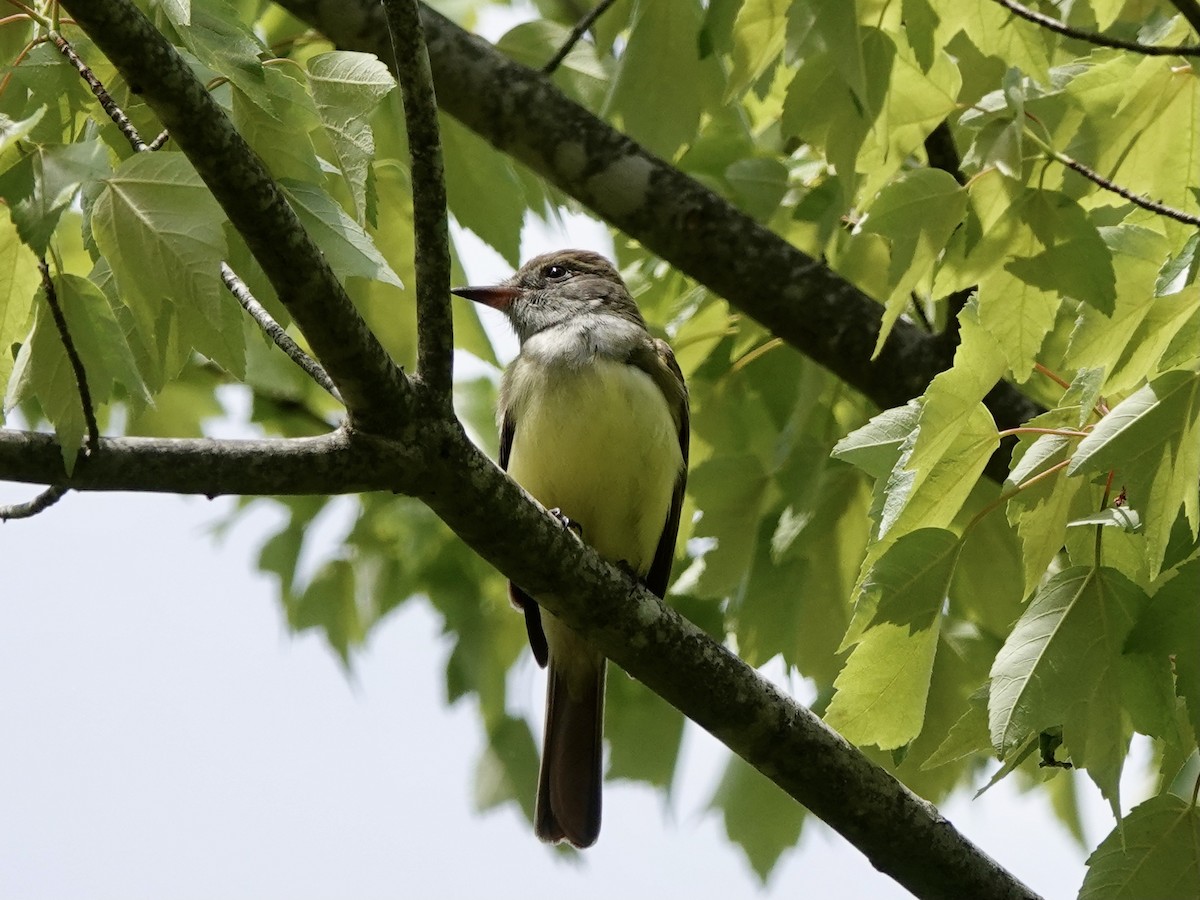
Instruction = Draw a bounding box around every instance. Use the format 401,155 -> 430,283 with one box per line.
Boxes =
57,0 -> 412,436
0,414 -> 1042,900
272,0 -> 1044,483
0,428 -> 422,496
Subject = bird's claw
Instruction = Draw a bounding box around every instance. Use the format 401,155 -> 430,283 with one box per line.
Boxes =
548,507 -> 583,538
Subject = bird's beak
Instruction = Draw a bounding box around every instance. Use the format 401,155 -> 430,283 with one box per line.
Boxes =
451,284 -> 521,310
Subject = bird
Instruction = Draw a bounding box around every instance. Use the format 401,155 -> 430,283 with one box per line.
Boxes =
452,249 -> 689,848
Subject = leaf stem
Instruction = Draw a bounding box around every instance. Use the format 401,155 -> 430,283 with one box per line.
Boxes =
996,427 -> 1088,440
1095,470 -> 1116,567
962,458 -> 1072,538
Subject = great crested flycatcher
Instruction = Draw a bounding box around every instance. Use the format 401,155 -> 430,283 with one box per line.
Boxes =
452,249 -> 689,848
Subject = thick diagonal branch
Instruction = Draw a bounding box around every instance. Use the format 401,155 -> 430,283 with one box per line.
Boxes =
0,418 -> 1041,900
57,0 -> 411,436
273,0 -> 1043,482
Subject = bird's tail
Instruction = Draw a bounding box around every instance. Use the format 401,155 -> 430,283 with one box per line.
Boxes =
535,655 -> 605,848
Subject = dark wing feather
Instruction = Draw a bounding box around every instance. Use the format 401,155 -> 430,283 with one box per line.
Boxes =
631,338 -> 689,599
500,410 -> 549,668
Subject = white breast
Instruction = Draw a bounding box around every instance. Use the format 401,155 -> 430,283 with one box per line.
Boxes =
505,356 -> 682,574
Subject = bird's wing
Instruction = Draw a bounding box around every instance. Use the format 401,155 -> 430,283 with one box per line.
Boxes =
631,338 -> 690,599
500,407 -> 549,668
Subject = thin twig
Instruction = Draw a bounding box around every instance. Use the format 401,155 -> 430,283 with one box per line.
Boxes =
1168,0 -> 1200,37
48,29 -> 153,151
0,485 -> 68,521
220,263 -> 342,402
542,0 -> 619,73
1049,148 -> 1200,226
146,130 -> 170,150
382,0 -> 453,405
990,0 -> 1200,56
38,258 -> 99,453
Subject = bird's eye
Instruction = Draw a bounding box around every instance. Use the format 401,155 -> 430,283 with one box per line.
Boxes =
544,264 -> 569,280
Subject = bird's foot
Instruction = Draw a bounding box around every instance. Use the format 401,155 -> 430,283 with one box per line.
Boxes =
548,507 -> 583,538
615,559 -> 640,580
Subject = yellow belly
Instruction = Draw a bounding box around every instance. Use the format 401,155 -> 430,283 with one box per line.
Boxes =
506,357 -> 681,574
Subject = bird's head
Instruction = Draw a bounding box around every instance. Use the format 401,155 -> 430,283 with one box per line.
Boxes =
452,249 -> 644,344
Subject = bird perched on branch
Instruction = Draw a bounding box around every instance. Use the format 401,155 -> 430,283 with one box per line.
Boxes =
453,249 -> 689,848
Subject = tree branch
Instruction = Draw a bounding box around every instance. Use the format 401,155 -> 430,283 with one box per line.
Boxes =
38,257 -> 99,452
542,0 -> 619,74
273,0 -> 1044,483
220,263 -> 342,402
1048,147 -> 1200,226
989,0 -> 1200,56
57,0 -> 412,436
1168,0 -> 1200,37
414,428 -> 1045,900
0,428 -> 421,495
382,0 -> 454,406
0,416 -> 1044,899
0,484 -> 67,521
48,28 -> 152,151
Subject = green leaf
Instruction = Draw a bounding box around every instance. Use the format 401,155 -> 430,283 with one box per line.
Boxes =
1127,558 -> 1200,746
474,715 -> 539,824
901,0 -> 940,71
825,621 -> 941,750
91,152 -> 242,378
787,0 -> 867,103
689,453 -> 771,597
1006,238 -> 1116,315
988,566 -> 1148,813
167,0 -> 269,108
862,527 -> 962,632
307,50 -> 395,222
232,69 -> 322,184
50,274 -> 146,404
605,672 -> 684,788
0,218 -> 39,396
606,0 -> 720,158
1079,793 -> 1200,900
923,687 -> 991,769
1067,506 -> 1143,533
5,289 -> 85,466
496,20 -> 610,108
726,0 -> 788,99
287,558 -> 362,663
977,265 -> 1057,381
441,116 -> 523,266
851,168 -> 967,351
0,140 -> 109,256
280,179 -> 404,288
1009,192 -> 1116,315
831,401 -> 921,479
724,156 -> 789,221
1068,368 -> 1200,578
878,378 -> 1000,542
709,753 -> 806,882
1155,232 -> 1200,298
